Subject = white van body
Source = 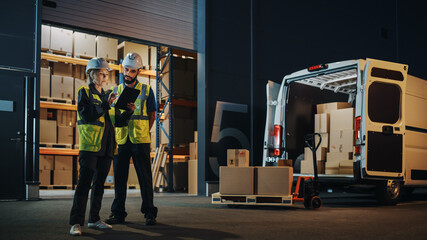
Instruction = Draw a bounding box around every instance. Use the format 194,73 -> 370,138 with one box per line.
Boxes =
263,58 -> 427,203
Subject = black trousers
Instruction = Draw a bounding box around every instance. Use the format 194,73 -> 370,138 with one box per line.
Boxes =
69,154 -> 112,225
110,140 -> 157,219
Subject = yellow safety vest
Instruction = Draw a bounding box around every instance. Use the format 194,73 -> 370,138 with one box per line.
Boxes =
112,83 -> 151,145
77,86 -> 105,152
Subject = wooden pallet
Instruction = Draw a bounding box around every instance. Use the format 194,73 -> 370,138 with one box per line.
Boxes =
211,192 -> 293,206
40,97 -> 73,105
42,49 -> 72,57
40,185 -> 72,190
127,184 -> 140,189
40,143 -> 73,149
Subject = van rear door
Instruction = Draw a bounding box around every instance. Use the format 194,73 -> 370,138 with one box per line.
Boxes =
363,59 -> 408,178
263,80 -> 281,166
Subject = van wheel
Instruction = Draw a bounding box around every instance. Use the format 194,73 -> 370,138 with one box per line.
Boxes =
375,180 -> 401,205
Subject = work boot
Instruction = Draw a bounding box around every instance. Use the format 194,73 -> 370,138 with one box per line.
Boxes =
70,224 -> 82,236
145,217 -> 157,226
88,220 -> 112,229
105,214 -> 125,225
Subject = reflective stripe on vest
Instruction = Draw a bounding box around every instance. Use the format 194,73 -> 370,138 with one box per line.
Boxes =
114,82 -> 151,144
77,86 -> 105,152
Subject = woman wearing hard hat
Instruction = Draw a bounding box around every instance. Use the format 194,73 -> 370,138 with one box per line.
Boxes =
69,58 -> 135,236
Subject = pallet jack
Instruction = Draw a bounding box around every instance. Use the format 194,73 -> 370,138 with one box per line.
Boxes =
292,133 -> 322,209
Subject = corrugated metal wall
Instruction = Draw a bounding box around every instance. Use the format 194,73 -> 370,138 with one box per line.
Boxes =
42,0 -> 195,50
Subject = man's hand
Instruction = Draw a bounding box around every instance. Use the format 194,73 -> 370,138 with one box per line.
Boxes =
127,102 -> 136,111
108,93 -> 117,106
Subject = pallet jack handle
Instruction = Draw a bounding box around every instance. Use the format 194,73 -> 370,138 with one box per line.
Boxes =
304,133 -> 321,181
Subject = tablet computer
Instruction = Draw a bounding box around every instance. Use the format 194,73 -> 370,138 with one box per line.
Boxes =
114,87 -> 140,110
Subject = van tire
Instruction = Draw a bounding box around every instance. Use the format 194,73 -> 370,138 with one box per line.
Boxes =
375,180 -> 401,205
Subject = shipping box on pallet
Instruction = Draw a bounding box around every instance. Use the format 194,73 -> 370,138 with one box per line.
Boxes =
51,75 -> 74,100
256,167 -> 293,195
73,32 -> 96,58
188,159 -> 197,194
220,167 -> 255,195
40,120 -> 57,143
50,26 -> 73,54
227,149 -> 249,167
40,67 -> 50,98
96,36 -> 118,61
39,155 -> 54,170
54,156 -> 73,171
53,170 -> 73,185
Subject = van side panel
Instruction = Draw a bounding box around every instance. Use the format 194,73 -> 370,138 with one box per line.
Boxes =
404,75 -> 427,186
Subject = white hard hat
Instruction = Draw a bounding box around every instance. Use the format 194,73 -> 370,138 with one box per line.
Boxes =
122,53 -> 143,69
86,58 -> 111,75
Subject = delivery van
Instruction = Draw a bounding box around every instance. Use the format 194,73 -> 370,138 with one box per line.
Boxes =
263,58 -> 427,204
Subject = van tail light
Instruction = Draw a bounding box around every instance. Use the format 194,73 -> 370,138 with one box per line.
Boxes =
355,116 -> 361,154
273,125 -> 282,156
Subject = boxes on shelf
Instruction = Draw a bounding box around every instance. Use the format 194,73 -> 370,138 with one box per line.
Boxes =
194,131 -> 198,142
54,156 -> 73,170
39,155 -> 54,170
53,170 -> 73,185
96,36 -> 118,61
256,167 -> 293,195
51,75 -> 74,100
52,62 -> 73,77
40,108 -> 48,120
50,26 -> 73,54
317,102 -> 352,114
41,25 -> 51,50
118,41 -> 149,69
39,170 -> 51,185
219,167 -> 255,195
149,46 -> 157,70
73,32 -> 96,58
188,159 -> 197,194
189,142 -> 197,160
227,149 -> 249,167
40,120 -> 57,143
57,126 -> 74,145
330,108 -> 354,131
329,129 -> 354,153
75,126 -> 79,147
57,110 -> 76,127
40,67 -> 51,98
315,113 -> 329,133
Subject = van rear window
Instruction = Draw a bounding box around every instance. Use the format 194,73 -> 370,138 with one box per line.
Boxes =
368,82 -> 400,124
371,67 -> 404,81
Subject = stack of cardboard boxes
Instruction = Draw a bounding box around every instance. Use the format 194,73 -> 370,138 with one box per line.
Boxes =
40,109 -> 76,146
300,102 -> 354,175
39,155 -> 73,186
220,150 -> 293,196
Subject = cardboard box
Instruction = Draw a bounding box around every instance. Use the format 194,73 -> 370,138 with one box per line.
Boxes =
317,102 -> 352,114
53,170 -> 73,185
57,126 -> 73,145
329,129 -> 354,153
57,110 -> 76,127
54,156 -> 73,170
118,41 -> 149,69
278,159 -> 293,167
325,160 -> 354,175
96,36 -> 118,61
304,147 -> 327,161
41,25 -> 50,49
40,120 -> 57,143
150,46 -> 157,70
188,159 -> 197,194
326,152 -> 353,162
75,127 -> 79,147
194,131 -> 198,142
74,78 -> 86,99
73,32 -> 96,58
52,62 -> 73,77
330,108 -> 354,131
40,67 -> 51,97
257,167 -> 293,195
301,159 -> 325,174
40,108 -> 48,120
227,149 -> 250,167
51,75 -> 74,100
50,26 -> 73,53
325,169 -> 339,175
219,167 -> 254,195
39,170 -> 51,185
39,155 -> 54,170
189,142 -> 197,160
315,133 -> 329,149
315,113 -> 329,133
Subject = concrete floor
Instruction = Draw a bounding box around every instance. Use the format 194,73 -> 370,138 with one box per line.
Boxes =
1,189 -> 427,240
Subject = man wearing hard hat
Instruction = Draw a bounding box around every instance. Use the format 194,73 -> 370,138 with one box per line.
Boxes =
106,53 -> 158,226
